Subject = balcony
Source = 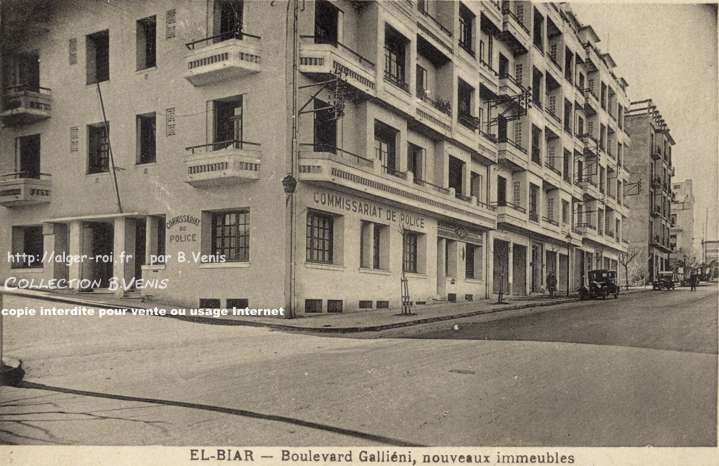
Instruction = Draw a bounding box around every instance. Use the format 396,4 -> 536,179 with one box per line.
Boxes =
529,211 -> 539,223
500,5 -> 531,53
0,85 -> 52,127
583,88 -> 599,114
184,140 -> 261,187
415,90 -> 452,133
417,6 -> 453,52
495,201 -> 527,226
498,72 -> 525,99
479,59 -> 499,89
578,178 -> 602,200
298,147 -> 497,229
543,161 -> 562,184
0,172 -> 51,207
458,112 -> 481,131
542,215 -> 560,233
184,32 -> 262,86
300,37 -> 376,96
498,136 -> 528,171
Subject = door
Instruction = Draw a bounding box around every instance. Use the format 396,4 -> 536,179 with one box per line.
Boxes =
436,239 -> 446,297
493,239 -> 510,294
214,97 -> 243,149
313,98 -> 336,152
91,223 -> 114,288
512,244 -> 527,296
18,134 -> 41,178
531,244 -> 542,292
217,0 -> 243,40
498,115 -> 507,142
497,176 -> 507,206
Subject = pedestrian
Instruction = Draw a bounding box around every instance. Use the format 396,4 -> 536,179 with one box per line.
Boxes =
690,272 -> 697,291
547,272 -> 557,298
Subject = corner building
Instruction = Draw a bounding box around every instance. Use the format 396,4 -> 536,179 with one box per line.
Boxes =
0,0 -> 631,315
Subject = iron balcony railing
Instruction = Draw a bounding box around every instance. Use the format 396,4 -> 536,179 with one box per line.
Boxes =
545,106 -> 561,125
458,112 -> 481,130
493,200 -> 527,214
185,30 -> 261,50
0,171 -> 52,180
458,39 -> 475,57
544,162 -> 561,176
498,135 -> 527,154
300,35 -> 375,69
479,58 -> 499,77
542,216 -> 559,226
414,177 -> 451,195
416,88 -> 452,116
498,71 -> 526,92
529,211 -> 539,222
384,72 -> 410,93
382,164 -> 408,180
185,139 -> 261,155
418,6 -> 453,37
548,53 -> 562,70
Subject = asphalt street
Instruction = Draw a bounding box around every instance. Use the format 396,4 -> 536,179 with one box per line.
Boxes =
0,285 -> 716,446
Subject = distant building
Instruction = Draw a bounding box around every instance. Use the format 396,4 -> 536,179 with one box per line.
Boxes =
624,99 -> 675,283
704,240 -> 719,279
669,179 -> 696,269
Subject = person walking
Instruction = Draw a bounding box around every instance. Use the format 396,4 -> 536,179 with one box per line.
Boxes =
690,271 -> 697,291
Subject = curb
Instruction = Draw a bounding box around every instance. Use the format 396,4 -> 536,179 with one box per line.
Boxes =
2,287 -> 654,334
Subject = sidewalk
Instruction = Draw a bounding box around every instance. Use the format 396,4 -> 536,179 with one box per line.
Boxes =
0,286 -> 654,334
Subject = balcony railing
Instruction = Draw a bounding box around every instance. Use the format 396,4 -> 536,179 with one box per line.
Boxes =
418,7 -> 453,37
498,71 -> 525,91
184,139 -> 262,187
185,30 -> 260,50
544,162 -> 561,176
529,211 -> 539,222
498,135 -> 527,154
501,6 -> 530,34
458,112 -> 481,130
494,200 -> 526,214
416,88 -> 452,116
1,85 -> 53,126
545,106 -> 561,125
184,31 -> 262,85
302,36 -> 375,70
548,52 -> 562,70
384,72 -> 410,93
0,172 -> 52,207
299,143 -> 374,168
542,216 -> 559,226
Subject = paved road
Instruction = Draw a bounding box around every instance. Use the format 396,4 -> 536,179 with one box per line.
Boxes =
0,286 -> 716,446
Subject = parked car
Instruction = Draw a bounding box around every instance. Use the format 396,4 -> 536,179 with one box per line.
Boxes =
653,271 -> 676,290
579,269 -> 620,300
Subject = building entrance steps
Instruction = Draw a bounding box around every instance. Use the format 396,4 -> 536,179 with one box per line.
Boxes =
1,286 -> 653,334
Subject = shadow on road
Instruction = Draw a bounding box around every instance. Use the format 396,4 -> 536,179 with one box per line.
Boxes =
3,381 -> 423,446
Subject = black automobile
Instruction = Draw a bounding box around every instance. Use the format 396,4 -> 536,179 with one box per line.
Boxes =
579,269 -> 620,300
653,271 -> 676,290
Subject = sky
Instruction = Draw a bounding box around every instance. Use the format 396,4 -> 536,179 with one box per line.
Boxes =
571,1 -> 718,250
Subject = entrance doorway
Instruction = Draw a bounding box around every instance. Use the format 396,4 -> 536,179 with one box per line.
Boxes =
531,243 -> 543,293
88,222 -> 113,288
558,253 -> 568,292
512,244 -> 527,296
134,221 -> 146,286
493,239 -> 509,294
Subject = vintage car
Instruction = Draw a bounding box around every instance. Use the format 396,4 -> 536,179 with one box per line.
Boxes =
579,269 -> 620,300
653,271 -> 676,290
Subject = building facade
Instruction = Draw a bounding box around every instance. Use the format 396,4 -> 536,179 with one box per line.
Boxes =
669,179 -> 695,270
624,99 -> 675,283
0,0 -> 631,315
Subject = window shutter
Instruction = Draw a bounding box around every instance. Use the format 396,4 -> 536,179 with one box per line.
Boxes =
70,126 -> 79,152
165,107 -> 176,136
69,38 -> 78,65
166,9 -> 177,39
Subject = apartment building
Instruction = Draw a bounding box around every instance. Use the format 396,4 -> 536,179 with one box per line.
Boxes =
669,179 -> 696,268
624,99 -> 675,282
0,0 -> 631,315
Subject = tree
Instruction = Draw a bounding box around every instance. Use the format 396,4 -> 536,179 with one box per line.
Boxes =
618,247 -> 640,290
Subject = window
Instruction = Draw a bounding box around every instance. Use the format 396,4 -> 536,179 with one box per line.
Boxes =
199,298 -> 221,309
11,226 -> 43,269
403,232 -> 419,273
563,150 -> 571,182
136,113 -> 156,164
213,95 -> 243,149
465,243 -> 482,280
227,298 -> 249,309
407,144 -> 424,182
88,123 -> 110,174
16,134 -> 41,179
305,299 -> 323,313
562,200 -> 569,224
533,8 -> 544,51
384,27 -> 407,88
374,121 -> 397,174
547,197 -> 555,221
458,4 -> 474,55
215,0 -> 244,41
529,184 -> 539,221
313,98 -> 336,152
211,211 -> 250,262
136,16 -> 157,70
416,65 -> 428,97
600,82 -> 607,109
360,222 -> 387,270
307,211 -> 333,264
86,30 -> 109,84
458,79 -> 474,117
512,181 -> 521,206
314,0 -> 338,44
448,156 -> 464,197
